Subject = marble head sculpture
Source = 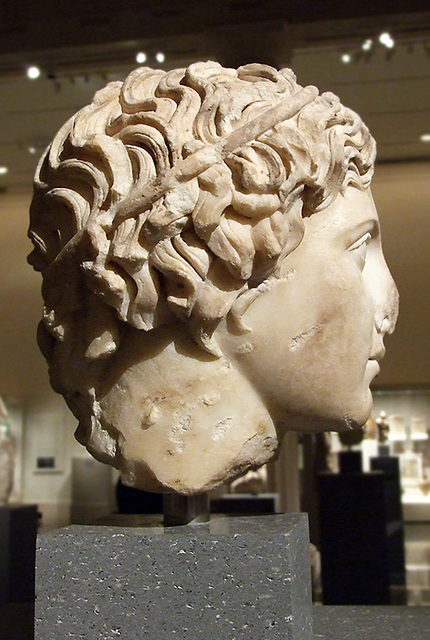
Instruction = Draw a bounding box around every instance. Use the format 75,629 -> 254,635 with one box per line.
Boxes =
28,62 -> 398,494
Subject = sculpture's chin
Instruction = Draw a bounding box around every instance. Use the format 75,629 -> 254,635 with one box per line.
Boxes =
276,389 -> 374,435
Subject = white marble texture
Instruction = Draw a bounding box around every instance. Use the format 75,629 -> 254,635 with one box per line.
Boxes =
28,62 -> 398,493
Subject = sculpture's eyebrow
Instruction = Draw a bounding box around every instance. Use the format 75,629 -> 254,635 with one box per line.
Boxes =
343,218 -> 379,246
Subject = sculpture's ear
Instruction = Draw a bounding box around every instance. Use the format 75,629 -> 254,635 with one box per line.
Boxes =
83,299 -> 121,361
39,290 -> 121,406
38,234 -> 121,370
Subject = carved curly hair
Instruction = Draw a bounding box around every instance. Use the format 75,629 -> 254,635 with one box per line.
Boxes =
28,61 -> 375,408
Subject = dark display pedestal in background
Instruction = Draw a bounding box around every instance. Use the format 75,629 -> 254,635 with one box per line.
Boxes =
370,455 -> 406,590
338,450 -> 362,474
210,492 -> 279,514
0,504 -> 39,606
36,513 -> 313,640
318,470 -> 391,605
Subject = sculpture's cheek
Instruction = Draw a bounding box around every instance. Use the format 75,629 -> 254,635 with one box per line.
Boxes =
216,187 -> 387,432
230,273 -> 375,430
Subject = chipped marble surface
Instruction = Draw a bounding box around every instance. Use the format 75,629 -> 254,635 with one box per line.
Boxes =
28,61 -> 398,493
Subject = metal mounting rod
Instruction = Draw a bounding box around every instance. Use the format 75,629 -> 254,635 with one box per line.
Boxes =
163,492 -> 210,527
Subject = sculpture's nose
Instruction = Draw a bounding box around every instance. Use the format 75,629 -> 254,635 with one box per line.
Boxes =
374,261 -> 399,336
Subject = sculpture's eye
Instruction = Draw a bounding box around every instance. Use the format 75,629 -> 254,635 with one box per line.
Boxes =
349,232 -> 371,271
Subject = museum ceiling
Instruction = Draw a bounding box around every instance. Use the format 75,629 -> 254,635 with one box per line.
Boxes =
1,1 -> 430,190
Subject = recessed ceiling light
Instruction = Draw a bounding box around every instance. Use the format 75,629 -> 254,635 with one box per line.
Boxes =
362,39 -> 373,52
155,52 -> 165,63
27,65 -> 41,79
0,166 -> 9,175
28,146 -> 37,154
420,133 -> 430,143
379,32 -> 395,49
136,52 -> 147,64
341,53 -> 352,64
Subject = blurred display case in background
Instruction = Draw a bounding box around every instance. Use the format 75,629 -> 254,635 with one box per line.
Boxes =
371,388 -> 430,521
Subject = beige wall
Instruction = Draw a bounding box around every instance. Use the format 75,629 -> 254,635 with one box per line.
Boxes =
0,190 -> 86,525
0,161 -> 429,524
372,161 -> 430,387
0,190 -> 49,401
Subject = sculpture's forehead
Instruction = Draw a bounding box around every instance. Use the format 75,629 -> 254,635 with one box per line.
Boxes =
307,188 -> 378,237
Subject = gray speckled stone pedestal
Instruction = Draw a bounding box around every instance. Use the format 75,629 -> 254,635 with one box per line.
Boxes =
35,513 -> 312,639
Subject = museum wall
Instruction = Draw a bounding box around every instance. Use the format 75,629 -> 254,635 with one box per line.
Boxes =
0,190 -> 96,525
371,161 -> 430,387
0,160 -> 429,526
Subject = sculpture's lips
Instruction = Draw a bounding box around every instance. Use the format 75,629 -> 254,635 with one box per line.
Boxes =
369,344 -> 386,362
367,344 -> 385,379
367,359 -> 380,376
